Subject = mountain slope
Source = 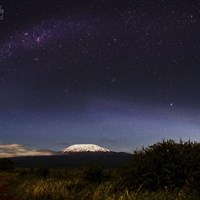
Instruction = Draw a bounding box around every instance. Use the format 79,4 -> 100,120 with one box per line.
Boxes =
10,152 -> 132,168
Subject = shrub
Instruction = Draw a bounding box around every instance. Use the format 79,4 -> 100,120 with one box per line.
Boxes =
121,140 -> 200,192
15,168 -> 32,176
33,167 -> 50,178
0,158 -> 14,171
83,165 -> 104,184
50,169 -> 67,179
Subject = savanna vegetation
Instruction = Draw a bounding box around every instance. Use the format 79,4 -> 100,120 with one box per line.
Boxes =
1,139 -> 200,199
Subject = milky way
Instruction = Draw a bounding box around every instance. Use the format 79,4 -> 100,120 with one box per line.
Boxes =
0,18 -> 90,63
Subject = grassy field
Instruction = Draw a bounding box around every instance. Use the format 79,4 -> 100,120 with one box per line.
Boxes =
0,168 -> 198,200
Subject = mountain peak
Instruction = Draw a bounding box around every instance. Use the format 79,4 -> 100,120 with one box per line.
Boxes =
63,144 -> 110,153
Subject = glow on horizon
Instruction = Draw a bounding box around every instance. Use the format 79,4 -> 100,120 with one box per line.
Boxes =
1,99 -> 200,153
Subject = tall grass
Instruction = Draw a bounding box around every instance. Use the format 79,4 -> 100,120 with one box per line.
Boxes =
15,178 -> 94,200
13,177 -> 199,200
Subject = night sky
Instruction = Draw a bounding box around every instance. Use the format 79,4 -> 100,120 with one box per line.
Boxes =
1,0 -> 200,153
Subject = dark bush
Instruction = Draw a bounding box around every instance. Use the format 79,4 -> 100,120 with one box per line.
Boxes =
121,140 -> 200,192
15,168 -> 31,176
83,165 -> 104,184
0,158 -> 14,170
33,167 -> 50,178
50,169 -> 68,179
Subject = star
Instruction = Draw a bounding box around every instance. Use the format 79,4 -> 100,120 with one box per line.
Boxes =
36,37 -> 41,44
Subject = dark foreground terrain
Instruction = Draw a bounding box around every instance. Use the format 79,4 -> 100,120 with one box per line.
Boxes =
0,186 -> 16,200
10,152 -> 132,168
0,172 -> 17,200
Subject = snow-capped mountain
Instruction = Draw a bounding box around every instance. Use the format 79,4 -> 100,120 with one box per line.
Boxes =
63,144 -> 110,153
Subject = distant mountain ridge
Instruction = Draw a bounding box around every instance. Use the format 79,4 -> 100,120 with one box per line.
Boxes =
10,152 -> 132,168
6,144 -> 132,168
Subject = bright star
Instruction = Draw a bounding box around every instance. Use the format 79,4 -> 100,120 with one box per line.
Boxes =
36,37 -> 41,43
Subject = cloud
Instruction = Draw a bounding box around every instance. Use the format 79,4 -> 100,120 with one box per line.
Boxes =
0,144 -> 55,158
